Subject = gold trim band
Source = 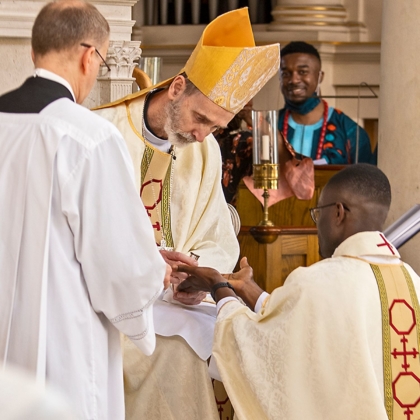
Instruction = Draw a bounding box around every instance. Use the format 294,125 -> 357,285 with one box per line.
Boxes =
271,21 -> 366,28
273,14 -> 346,19
274,6 -> 345,12
370,264 -> 393,419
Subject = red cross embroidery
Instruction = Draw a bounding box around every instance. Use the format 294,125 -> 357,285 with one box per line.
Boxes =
391,336 -> 419,371
376,233 -> 395,255
140,178 -> 163,218
152,221 -> 161,231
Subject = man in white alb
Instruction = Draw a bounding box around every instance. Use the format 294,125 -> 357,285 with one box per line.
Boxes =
0,2 -> 169,419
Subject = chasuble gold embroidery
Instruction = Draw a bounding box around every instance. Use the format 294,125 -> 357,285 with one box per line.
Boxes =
371,263 -> 420,420
140,144 -> 174,248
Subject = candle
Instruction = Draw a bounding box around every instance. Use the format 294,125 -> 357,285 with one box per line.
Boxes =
261,135 -> 270,161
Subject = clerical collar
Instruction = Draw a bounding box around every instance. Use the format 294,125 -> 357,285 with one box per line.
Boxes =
143,89 -> 171,152
284,94 -> 321,115
34,68 -> 76,102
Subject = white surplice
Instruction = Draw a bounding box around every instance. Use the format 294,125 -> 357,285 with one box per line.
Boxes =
213,231 -> 420,420
0,98 -> 166,420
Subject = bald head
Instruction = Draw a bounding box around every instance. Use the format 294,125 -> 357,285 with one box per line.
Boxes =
316,164 -> 391,258
32,0 -> 109,58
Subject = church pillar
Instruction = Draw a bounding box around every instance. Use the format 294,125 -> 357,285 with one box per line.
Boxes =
379,0 -> 420,272
269,0 -> 367,41
0,0 -> 140,106
82,0 -> 140,108
96,40 -> 141,104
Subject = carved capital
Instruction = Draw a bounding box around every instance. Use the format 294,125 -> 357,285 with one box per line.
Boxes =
98,40 -> 142,80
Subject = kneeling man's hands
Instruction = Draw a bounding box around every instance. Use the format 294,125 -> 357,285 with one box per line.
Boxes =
176,257 -> 254,295
177,257 -> 263,309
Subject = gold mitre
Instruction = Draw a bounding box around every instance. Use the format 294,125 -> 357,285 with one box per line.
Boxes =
182,8 -> 280,114
94,8 -> 279,113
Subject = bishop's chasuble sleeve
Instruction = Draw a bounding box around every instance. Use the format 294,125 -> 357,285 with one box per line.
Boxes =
212,232 -> 420,420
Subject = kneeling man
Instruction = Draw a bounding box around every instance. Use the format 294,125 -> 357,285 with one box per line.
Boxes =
178,164 -> 420,420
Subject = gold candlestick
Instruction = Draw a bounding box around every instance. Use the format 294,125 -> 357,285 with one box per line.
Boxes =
253,163 -> 279,226
251,110 -> 280,242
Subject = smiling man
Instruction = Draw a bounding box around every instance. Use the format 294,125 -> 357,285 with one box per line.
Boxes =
279,41 -> 376,165
94,8 -> 280,420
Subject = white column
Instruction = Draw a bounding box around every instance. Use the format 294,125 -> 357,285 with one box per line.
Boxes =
177,0 -> 185,25
160,0 -> 168,25
132,0 -> 145,27
92,0 -> 138,41
84,0 -> 140,108
0,0 -> 139,108
191,0 -> 201,25
208,0 -> 218,22
248,0 -> 258,23
379,0 -> 420,272
227,0 -> 239,11
96,41 -> 142,105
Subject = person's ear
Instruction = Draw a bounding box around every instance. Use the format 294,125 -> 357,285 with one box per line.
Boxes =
316,71 -> 324,95
335,202 -> 347,225
168,75 -> 186,100
80,46 -> 95,75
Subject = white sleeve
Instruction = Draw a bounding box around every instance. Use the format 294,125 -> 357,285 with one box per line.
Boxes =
216,297 -> 239,313
217,292 -> 269,314
61,133 -> 166,355
254,292 -> 270,312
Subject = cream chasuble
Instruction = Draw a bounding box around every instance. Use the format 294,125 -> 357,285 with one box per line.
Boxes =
213,232 -> 420,420
94,92 -> 239,420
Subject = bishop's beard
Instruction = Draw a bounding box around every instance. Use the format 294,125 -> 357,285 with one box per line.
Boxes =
164,97 -> 196,148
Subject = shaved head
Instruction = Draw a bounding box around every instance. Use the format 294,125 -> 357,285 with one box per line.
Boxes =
323,163 -> 391,210
316,164 -> 391,258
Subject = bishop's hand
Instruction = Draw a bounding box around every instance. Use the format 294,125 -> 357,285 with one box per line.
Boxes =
159,250 -> 206,305
163,263 -> 172,290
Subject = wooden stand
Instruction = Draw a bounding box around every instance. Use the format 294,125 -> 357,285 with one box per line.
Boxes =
238,226 -> 319,292
235,166 -> 345,291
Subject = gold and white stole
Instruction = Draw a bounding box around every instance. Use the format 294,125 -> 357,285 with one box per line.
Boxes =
125,100 -> 174,248
139,144 -> 174,248
371,263 -> 420,420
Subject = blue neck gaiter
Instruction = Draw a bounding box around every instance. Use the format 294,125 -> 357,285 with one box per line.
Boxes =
284,95 -> 321,115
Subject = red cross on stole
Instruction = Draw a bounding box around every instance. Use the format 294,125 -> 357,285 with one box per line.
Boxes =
376,233 -> 396,255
